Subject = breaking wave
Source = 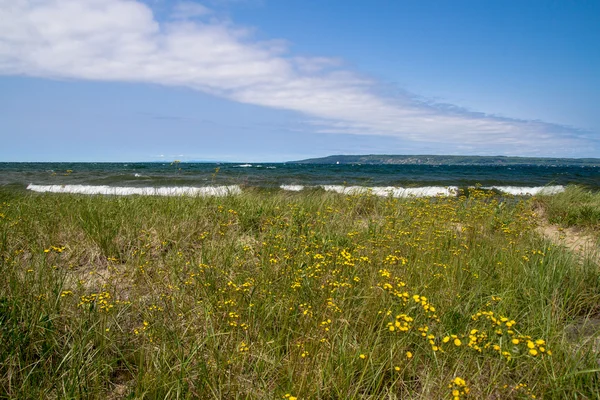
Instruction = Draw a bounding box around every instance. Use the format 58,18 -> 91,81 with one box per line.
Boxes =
26,183 -> 565,198
321,185 -> 459,197
280,185 -> 304,191
482,185 -> 564,195
27,184 -> 242,197
279,185 -> 565,197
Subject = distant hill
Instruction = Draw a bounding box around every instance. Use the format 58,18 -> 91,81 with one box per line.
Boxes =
292,154 -> 600,166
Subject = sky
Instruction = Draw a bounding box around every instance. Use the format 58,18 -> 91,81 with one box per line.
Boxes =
1,0 -> 599,162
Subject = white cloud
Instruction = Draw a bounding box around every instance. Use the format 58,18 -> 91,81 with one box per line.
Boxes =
171,1 -> 211,19
0,0 -> 594,155
293,56 -> 343,73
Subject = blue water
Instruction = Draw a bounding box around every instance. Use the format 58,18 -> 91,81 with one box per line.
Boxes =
0,162 -> 598,191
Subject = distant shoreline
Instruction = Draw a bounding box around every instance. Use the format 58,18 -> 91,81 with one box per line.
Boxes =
2,154 -> 600,166
292,154 -> 600,166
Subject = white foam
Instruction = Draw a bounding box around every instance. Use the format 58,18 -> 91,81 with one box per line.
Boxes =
483,185 -> 565,196
26,183 -> 566,198
236,164 -> 252,168
321,185 -> 459,197
134,173 -> 142,177
280,185 -> 304,191
319,185 -> 565,197
27,184 -> 242,197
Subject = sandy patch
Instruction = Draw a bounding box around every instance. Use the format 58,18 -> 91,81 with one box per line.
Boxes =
535,208 -> 599,262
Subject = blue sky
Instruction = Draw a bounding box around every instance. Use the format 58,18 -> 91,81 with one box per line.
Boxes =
1,0 -> 599,162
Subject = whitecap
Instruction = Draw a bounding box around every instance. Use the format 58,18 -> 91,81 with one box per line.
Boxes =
280,185 -> 304,191
320,185 -> 459,197
27,184 -> 242,197
483,185 -> 565,196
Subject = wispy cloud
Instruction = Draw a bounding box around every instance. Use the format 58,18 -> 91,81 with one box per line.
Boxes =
171,1 -> 211,19
0,0 -> 595,155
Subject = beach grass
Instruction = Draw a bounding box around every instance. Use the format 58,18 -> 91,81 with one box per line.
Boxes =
0,187 -> 599,399
537,185 -> 600,239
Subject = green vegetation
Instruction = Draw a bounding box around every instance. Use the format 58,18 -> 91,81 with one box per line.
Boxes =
294,154 -> 600,166
537,185 -> 600,237
0,187 -> 599,399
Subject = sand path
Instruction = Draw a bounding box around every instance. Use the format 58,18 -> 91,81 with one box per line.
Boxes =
534,208 -> 600,362
535,208 -> 599,262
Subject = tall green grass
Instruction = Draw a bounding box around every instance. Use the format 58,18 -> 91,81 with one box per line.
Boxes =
0,188 -> 598,399
537,185 -> 600,234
